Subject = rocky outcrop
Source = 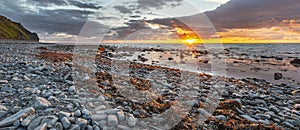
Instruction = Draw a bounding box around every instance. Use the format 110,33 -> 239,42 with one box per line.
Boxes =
0,15 -> 39,41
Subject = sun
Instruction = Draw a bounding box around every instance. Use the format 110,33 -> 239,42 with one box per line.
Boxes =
185,39 -> 196,45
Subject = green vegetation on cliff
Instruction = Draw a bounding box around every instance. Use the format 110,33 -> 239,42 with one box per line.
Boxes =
0,15 -> 39,41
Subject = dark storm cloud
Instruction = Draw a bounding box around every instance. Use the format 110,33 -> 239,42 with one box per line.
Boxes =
29,0 -> 67,6
20,9 -> 95,35
69,0 -> 102,9
204,0 -> 300,30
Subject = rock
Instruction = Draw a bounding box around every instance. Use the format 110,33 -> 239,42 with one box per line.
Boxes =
292,90 -> 300,95
290,58 -> 300,67
107,115 -> 118,126
69,86 -> 76,93
95,105 -> 106,110
77,118 -> 87,130
21,114 -> 35,126
0,126 -> 17,130
54,122 -> 63,130
57,111 -> 71,119
34,123 -> 47,130
138,55 -> 148,62
105,109 -> 121,115
215,115 -> 227,121
0,105 -> 7,111
70,125 -> 81,130
0,80 -> 8,84
61,117 -> 71,129
0,107 -> 35,127
91,114 -> 107,121
295,104 -> 300,110
74,110 -> 82,117
127,114 -> 137,127
274,73 -> 283,80
33,97 -> 51,109
283,121 -> 295,129
93,126 -> 101,130
117,125 -> 130,130
117,111 -> 125,122
87,125 -> 93,130
0,111 -> 8,119
240,115 -> 257,122
82,109 -> 91,115
28,116 -> 58,129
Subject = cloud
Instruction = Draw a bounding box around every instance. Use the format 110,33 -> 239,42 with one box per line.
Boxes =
204,0 -> 300,30
113,6 -> 133,14
136,0 -> 183,9
69,0 -> 102,9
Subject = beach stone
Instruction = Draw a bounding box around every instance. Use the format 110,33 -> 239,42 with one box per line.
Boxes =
241,115 -> 257,122
0,126 -> 17,130
28,116 -> 58,129
93,126 -> 101,130
70,125 -> 81,130
0,105 -> 7,111
107,115 -> 118,126
58,111 -> 71,119
33,97 -> 51,109
95,105 -> 106,110
283,121 -> 295,128
34,123 -> 47,130
117,125 -> 130,130
127,114 -> 137,127
77,118 -> 88,130
105,109 -> 121,114
82,109 -> 91,115
0,80 -> 8,84
290,58 -> 300,67
61,117 -> 71,129
91,114 -> 107,121
274,73 -> 283,80
215,115 -> 227,121
21,114 -> 35,126
292,90 -> 300,95
117,111 -> 125,122
295,104 -> 300,110
74,110 -> 81,117
0,107 -> 35,127
69,86 -> 76,93
0,111 -> 8,119
54,122 -> 63,130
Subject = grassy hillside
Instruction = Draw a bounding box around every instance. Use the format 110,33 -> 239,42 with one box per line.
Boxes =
0,15 -> 39,41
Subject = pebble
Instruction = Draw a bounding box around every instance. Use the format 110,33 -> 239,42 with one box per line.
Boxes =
58,111 -> 71,119
295,104 -> 300,110
77,118 -> 88,130
117,111 -> 125,122
74,110 -> 82,117
91,114 -> 107,121
240,115 -> 257,122
0,105 -> 7,111
70,124 -> 81,130
215,115 -> 227,121
107,115 -> 118,126
69,86 -> 76,93
54,122 -> 63,130
0,111 -> 8,119
0,107 -> 35,127
61,117 -> 71,129
127,114 -> 137,127
34,123 -> 47,130
33,97 -> 51,109
82,109 -> 91,115
21,115 -> 35,127
0,80 -> 8,84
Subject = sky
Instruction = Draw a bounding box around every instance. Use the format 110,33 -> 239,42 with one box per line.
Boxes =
0,0 -> 299,43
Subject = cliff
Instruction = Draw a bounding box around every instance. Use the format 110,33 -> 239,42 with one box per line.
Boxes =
0,15 -> 39,41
